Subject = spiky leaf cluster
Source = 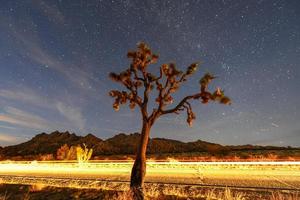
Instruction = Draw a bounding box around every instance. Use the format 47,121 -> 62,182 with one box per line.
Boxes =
196,73 -> 231,105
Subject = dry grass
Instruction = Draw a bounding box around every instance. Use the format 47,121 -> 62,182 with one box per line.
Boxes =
0,191 -> 9,200
144,185 -> 247,200
223,188 -> 245,200
200,187 -> 245,200
23,191 -> 30,200
271,192 -> 299,200
1,184 -> 300,200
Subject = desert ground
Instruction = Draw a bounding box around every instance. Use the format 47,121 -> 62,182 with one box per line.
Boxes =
0,161 -> 299,199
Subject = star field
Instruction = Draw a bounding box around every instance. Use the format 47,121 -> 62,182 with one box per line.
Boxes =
0,0 -> 299,146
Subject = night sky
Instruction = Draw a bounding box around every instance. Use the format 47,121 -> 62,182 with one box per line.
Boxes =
0,0 -> 299,147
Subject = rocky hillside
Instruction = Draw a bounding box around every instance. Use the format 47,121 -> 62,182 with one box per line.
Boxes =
0,131 -> 291,159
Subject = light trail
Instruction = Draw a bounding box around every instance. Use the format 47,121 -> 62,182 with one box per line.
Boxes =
1,160 -> 299,164
0,161 -> 299,191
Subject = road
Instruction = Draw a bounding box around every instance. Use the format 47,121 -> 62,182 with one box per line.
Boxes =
0,161 -> 299,192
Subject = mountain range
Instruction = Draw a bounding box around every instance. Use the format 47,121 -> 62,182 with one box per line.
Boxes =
0,131 -> 293,160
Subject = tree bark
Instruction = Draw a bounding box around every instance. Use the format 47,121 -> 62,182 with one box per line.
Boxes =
130,121 -> 151,200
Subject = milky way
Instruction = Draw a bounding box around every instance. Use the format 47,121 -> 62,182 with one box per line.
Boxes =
0,0 -> 299,146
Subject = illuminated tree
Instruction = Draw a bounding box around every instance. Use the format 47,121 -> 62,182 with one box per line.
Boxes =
108,42 -> 231,199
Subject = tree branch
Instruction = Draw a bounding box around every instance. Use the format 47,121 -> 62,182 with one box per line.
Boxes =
161,93 -> 202,115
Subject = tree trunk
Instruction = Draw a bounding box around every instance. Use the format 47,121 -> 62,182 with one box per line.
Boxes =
130,122 -> 151,200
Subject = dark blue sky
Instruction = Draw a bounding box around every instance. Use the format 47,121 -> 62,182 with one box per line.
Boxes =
0,0 -> 299,147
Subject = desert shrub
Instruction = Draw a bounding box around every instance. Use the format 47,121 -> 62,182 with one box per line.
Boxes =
56,144 -> 78,160
56,144 -> 70,160
76,143 -> 93,163
238,152 -> 250,159
267,153 -> 278,160
39,154 -> 54,161
66,146 -> 77,160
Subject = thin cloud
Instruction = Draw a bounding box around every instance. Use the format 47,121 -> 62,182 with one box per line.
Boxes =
0,88 -> 51,109
0,132 -> 24,146
10,29 -> 96,91
56,102 -> 86,131
102,128 -> 129,134
271,123 -> 279,128
252,129 -> 300,146
0,107 -> 52,130
0,133 -> 17,142
0,87 -> 87,132
32,0 -> 65,25
0,125 -> 17,130
1,15 -> 107,104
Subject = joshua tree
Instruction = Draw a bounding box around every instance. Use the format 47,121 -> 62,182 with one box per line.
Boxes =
108,43 -> 231,199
